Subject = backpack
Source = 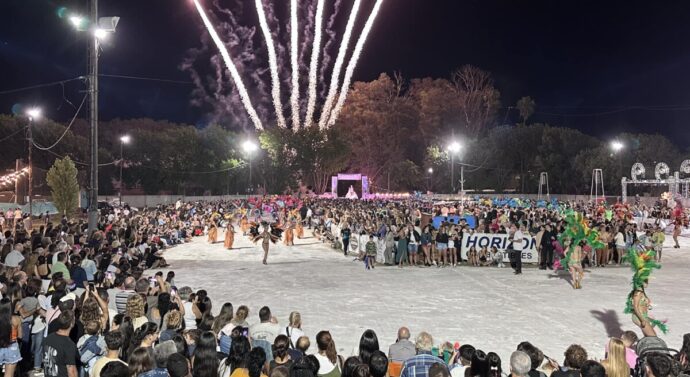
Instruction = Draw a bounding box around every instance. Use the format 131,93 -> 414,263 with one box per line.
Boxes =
78,335 -> 103,370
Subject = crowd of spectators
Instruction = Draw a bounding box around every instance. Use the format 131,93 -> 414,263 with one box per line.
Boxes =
0,197 -> 688,377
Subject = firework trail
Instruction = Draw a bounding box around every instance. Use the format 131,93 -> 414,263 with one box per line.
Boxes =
318,0 -> 362,130
319,0 -> 344,101
290,0 -> 300,130
192,0 -> 264,130
328,0 -> 385,127
255,0 -> 286,128
304,0 -> 325,128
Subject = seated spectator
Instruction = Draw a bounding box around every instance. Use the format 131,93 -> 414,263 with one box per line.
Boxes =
144,340 -> 178,377
580,361 -> 606,377
620,331 -> 639,369
280,311 -> 305,348
601,338 -> 629,377
645,353 -> 673,377
369,351 -> 389,377
509,351 -> 531,377
516,342 -> 545,377
270,335 -> 294,374
359,330 -> 380,365
400,332 -> 445,377
192,331 -> 219,377
389,327 -> 416,363
449,344 -> 475,377
219,335 -> 251,377
428,364 -> 450,377
551,345 -> 587,377
315,331 -> 343,377
288,336 -> 310,362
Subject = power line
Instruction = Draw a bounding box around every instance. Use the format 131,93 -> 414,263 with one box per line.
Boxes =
0,77 -> 84,95
99,74 -> 194,85
32,94 -> 88,151
0,126 -> 28,143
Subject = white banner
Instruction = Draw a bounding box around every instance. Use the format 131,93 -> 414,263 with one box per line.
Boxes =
459,233 -> 539,263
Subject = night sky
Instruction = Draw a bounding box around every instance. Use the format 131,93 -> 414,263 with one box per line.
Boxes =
2,0 -> 690,146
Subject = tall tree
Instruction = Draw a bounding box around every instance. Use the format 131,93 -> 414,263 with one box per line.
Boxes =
46,157 -> 79,217
451,65 -> 501,136
516,96 -> 536,125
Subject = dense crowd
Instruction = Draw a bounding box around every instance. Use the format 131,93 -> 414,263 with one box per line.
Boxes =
0,197 -> 688,377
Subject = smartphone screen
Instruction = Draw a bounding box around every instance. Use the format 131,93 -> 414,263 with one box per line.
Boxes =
241,327 -> 249,337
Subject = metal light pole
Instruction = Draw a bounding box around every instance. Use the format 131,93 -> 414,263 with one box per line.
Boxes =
610,140 -> 624,195
118,135 -> 130,205
242,140 -> 258,195
447,141 -> 462,194
26,108 -> 41,219
87,0 -> 100,233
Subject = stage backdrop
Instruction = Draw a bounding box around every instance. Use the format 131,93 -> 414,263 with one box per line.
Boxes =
459,232 -> 538,263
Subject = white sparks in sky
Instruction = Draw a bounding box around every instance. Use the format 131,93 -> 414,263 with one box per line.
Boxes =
318,0 -> 362,130
304,0 -> 326,129
290,0 -> 301,130
328,0 -> 385,127
192,0 -> 263,130
255,0 -> 286,129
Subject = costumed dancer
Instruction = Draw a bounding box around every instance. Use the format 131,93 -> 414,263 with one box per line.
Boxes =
240,211 -> 250,236
295,218 -> 304,239
251,222 -> 281,265
207,216 -> 219,244
284,221 -> 295,246
623,248 -> 667,337
224,221 -> 235,250
558,210 -> 605,289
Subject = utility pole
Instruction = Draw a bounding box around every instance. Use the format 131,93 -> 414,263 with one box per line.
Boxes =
14,159 -> 20,204
27,118 -> 33,218
88,0 -> 99,233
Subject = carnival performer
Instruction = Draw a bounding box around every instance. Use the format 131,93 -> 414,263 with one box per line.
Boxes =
673,218 -> 682,249
207,217 -> 219,244
295,218 -> 304,239
240,214 -> 250,236
623,248 -> 667,336
284,221 -> 295,246
252,222 -> 281,265
570,240 -> 584,289
224,221 -> 235,250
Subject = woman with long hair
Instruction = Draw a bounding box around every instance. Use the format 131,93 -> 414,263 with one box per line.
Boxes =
269,335 -> 293,374
160,310 -> 183,342
126,294 -> 149,331
128,322 -> 159,357
315,331 -> 343,377
630,280 -> 657,337
486,352 -> 502,377
569,241 -> 585,289
469,350 -> 488,377
601,338 -> 629,377
113,315 -> 134,360
128,346 -> 155,377
279,311 -> 304,348
225,222 -> 236,250
193,331 -> 219,377
0,298 -> 22,377
219,336 -> 251,377
247,348 -> 268,377
230,306 -> 249,328
213,302 -> 235,335
358,329 -> 379,365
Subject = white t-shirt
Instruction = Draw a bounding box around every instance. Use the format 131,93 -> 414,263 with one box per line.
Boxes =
512,230 -> 525,248
314,353 -> 339,375
278,326 -> 305,347
249,322 -> 281,343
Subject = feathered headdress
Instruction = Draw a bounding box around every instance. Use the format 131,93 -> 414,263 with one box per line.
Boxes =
557,210 -> 605,269
622,248 -> 667,333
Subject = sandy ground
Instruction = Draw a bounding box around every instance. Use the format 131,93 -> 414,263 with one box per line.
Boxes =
159,229 -> 690,363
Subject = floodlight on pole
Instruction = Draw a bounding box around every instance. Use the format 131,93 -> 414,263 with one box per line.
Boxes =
69,15 -> 85,29
428,168 -> 433,174
120,134 -> 131,144
447,141 -> 462,154
446,140 -> 463,194
26,108 -> 41,120
242,140 -> 258,194
610,140 -> 624,153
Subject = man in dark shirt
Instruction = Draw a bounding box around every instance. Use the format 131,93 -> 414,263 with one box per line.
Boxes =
540,224 -> 555,270
341,226 -> 352,256
43,310 -> 79,377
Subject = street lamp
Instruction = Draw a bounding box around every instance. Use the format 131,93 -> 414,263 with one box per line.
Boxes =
118,135 -> 131,205
427,168 -> 433,192
446,141 -> 463,194
25,107 -> 41,219
67,2 -> 120,233
242,140 -> 258,194
610,140 -> 624,153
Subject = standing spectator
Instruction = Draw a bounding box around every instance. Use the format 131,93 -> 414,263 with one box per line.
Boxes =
42,310 -> 79,377
449,344 -> 475,377
69,255 -> 87,289
388,327 -> 416,363
114,277 -> 136,315
90,331 -> 128,377
0,297 -> 23,377
511,224 -> 525,275
600,338 -> 629,377
167,352 -> 191,377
